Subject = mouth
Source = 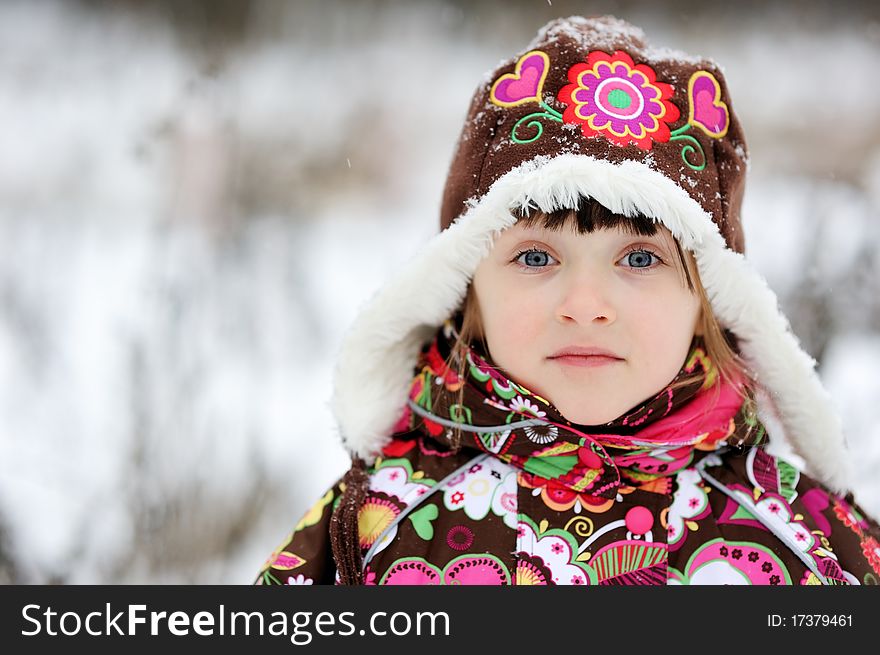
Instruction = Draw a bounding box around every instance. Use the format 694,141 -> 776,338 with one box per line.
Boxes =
548,354 -> 623,368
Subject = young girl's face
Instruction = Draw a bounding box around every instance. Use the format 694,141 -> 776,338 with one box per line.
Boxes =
472,220 -> 701,425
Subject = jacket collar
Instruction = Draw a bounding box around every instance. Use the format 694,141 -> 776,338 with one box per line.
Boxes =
399,320 -> 765,499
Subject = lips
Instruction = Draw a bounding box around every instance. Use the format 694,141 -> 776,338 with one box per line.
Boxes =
549,355 -> 622,368
548,346 -> 623,368
548,346 -> 622,359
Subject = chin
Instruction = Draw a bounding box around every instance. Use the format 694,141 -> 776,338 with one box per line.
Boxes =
555,404 -> 621,426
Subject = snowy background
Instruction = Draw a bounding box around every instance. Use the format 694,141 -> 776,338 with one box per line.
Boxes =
1,0 -> 878,583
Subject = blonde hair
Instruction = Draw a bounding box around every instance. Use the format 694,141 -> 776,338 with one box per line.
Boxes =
438,200 -> 758,448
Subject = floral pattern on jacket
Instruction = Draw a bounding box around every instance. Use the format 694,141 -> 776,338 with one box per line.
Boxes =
256,322 -> 880,586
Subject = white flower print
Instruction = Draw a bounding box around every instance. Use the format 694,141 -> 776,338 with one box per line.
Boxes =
442,459 -> 518,529
509,395 -> 547,419
523,424 -> 558,444
285,574 -> 314,585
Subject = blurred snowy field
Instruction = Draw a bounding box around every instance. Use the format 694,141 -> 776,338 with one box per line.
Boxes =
1,0 -> 879,583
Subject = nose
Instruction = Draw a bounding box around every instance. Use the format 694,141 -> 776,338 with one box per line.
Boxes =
555,270 -> 617,326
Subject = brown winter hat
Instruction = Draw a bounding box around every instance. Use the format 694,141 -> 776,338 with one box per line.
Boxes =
440,15 -> 747,252
331,16 -> 854,494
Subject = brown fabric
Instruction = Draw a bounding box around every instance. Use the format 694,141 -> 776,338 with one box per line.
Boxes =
329,456 -> 369,585
440,15 -> 748,253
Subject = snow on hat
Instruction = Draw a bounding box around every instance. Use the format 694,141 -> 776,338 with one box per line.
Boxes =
331,15 -> 854,493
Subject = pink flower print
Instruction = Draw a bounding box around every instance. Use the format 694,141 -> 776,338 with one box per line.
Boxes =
499,492 -> 517,514
833,497 -> 869,533
861,537 -> 880,574
557,50 -> 680,151
446,525 -> 475,552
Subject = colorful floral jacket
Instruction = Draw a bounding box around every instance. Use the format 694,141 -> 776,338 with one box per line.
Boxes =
256,327 -> 880,586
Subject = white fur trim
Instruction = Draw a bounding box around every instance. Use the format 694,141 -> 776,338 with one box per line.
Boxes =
331,154 -> 854,494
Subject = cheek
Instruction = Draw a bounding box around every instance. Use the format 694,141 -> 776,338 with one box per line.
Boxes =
624,284 -> 700,342
478,286 -> 544,354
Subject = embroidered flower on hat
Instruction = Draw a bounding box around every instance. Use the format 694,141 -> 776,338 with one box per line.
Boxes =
557,50 -> 680,151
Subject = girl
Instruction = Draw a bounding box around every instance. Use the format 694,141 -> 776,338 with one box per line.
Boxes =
256,15 -> 880,585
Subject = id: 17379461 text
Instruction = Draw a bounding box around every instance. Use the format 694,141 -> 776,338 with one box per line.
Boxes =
767,614 -> 852,628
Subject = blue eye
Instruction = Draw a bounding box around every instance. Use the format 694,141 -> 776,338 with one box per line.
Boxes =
626,250 -> 656,268
619,248 -> 663,271
515,248 -> 556,269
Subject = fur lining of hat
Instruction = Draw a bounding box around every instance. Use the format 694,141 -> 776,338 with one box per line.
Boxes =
330,153 -> 855,495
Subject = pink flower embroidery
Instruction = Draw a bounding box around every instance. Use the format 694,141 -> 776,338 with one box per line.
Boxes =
558,50 -> 680,151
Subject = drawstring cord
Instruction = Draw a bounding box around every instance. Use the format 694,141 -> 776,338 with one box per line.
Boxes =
329,456 -> 370,585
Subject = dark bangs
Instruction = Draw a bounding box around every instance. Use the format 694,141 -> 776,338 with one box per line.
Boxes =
516,197 -> 658,236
